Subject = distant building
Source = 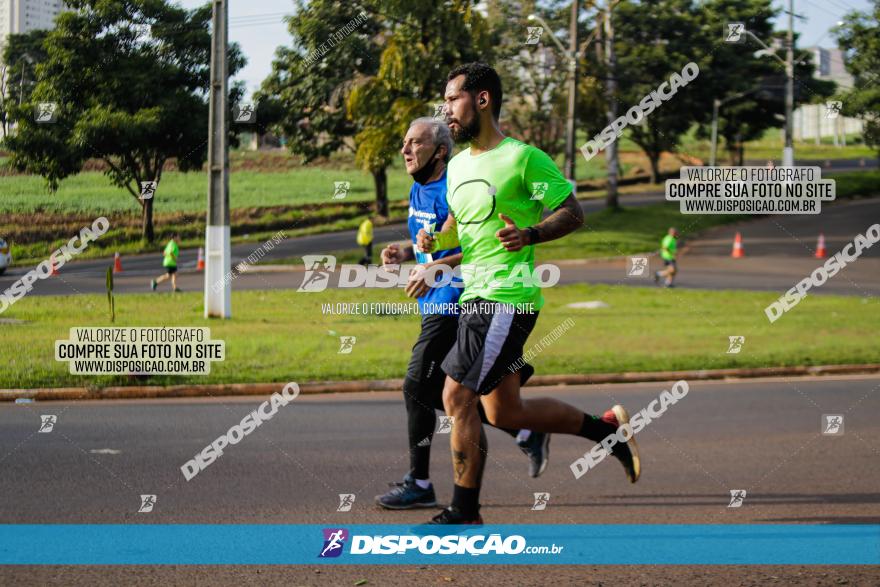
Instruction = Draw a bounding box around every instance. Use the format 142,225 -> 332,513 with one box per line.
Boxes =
804,46 -> 854,90
0,0 -> 65,54
793,46 -> 863,144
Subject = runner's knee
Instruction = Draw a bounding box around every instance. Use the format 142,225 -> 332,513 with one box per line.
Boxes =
442,379 -> 475,415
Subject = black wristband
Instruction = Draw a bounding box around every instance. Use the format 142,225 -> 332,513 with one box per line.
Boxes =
527,226 -> 540,245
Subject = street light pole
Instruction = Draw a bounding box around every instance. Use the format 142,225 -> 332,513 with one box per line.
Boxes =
710,87 -> 764,166
205,0 -> 231,319
783,0 -> 795,166
18,54 -> 34,106
528,10 -> 578,184
710,98 -> 720,166
745,22 -> 798,166
603,3 -> 618,208
564,0 -> 578,184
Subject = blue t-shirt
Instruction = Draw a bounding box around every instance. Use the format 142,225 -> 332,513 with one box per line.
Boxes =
407,170 -> 462,315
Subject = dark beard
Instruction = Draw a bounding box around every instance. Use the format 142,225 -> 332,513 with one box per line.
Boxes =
450,114 -> 481,144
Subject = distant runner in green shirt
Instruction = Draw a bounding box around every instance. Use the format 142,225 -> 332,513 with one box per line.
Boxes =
414,62 -> 640,527
150,233 -> 181,292
654,227 -> 679,288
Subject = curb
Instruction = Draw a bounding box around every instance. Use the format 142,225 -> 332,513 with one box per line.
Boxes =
3,363 -> 878,402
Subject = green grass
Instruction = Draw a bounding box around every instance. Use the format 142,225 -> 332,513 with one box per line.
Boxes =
742,135 -> 876,161
828,170 -> 880,198
1,284 -> 877,390
0,161 -> 414,214
6,206 -> 407,268
676,126 -> 877,163
1,126 -> 875,217
537,203 -> 743,261
0,147 -> 632,216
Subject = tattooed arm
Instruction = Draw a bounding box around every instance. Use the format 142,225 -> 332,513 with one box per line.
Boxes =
495,193 -> 583,252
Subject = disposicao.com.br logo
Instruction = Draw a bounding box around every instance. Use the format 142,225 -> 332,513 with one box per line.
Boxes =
298,255 -> 560,292
317,528 -> 563,558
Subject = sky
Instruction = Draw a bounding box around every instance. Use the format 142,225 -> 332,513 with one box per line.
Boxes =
176,0 -> 874,99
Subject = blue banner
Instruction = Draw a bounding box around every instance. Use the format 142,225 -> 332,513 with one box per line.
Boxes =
0,524 -> 877,565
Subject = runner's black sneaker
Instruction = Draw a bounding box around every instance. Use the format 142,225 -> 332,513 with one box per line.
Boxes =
517,431 -> 551,478
601,405 -> 641,483
426,505 -> 483,525
375,475 -> 437,510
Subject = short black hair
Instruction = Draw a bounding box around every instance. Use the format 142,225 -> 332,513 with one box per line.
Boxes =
447,62 -> 503,120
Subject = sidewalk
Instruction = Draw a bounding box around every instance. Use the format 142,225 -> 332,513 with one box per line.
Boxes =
3,363 -> 877,402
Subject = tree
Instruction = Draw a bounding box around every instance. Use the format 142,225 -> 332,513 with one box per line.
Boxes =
484,0 -> 605,169
833,0 -> 880,159
258,1 -> 382,206
347,1 -> 493,216
598,0 -> 712,183
484,0 -> 569,157
261,0 -> 492,217
580,0 -> 832,175
4,0 -> 245,242
693,0 -> 780,165
696,0 -> 833,165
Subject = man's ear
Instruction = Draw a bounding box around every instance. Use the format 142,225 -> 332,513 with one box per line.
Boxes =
477,91 -> 489,109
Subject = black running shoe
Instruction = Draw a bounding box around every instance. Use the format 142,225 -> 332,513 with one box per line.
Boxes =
517,431 -> 551,478
375,475 -> 437,510
601,404 -> 641,483
426,505 -> 483,525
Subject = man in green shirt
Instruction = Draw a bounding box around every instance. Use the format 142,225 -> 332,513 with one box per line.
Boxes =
654,227 -> 679,287
151,233 -> 180,292
416,63 -> 640,525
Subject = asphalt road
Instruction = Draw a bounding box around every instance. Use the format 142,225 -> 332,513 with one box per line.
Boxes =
8,195 -> 877,298
1,375 -> 878,584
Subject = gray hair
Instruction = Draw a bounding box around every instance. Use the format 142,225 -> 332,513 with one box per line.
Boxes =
408,117 -> 453,163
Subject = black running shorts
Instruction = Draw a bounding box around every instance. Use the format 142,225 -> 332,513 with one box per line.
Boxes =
441,298 -> 537,395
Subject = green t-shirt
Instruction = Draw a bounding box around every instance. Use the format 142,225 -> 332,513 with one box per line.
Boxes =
660,234 -> 677,261
163,240 -> 179,267
446,137 -> 572,309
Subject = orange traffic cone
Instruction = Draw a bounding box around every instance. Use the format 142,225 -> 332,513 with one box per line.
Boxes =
113,252 -> 123,273
50,253 -> 59,276
731,232 -> 745,258
197,247 -> 205,271
815,233 -> 827,259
